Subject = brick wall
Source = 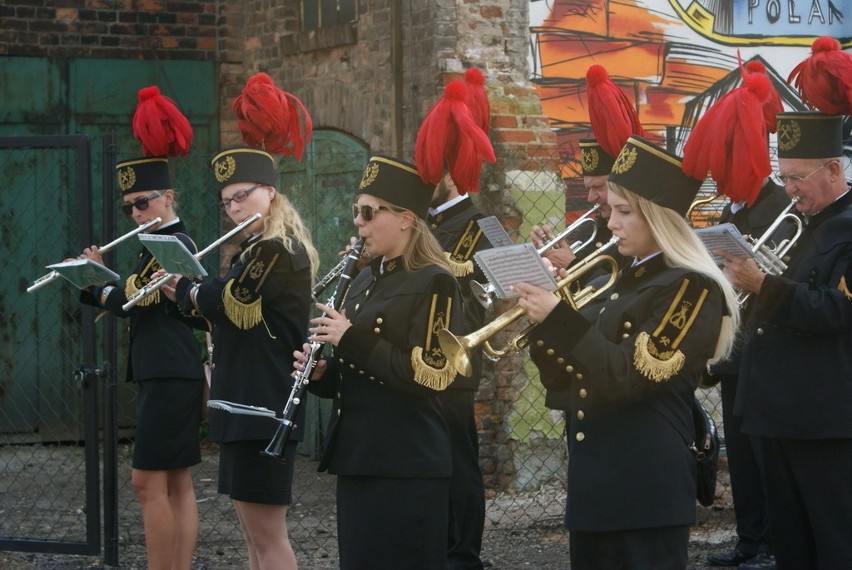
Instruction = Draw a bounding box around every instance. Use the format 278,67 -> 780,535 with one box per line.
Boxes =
0,0 -> 218,60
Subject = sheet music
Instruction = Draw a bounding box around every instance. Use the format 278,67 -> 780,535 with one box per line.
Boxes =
473,244 -> 558,299
46,259 -> 120,289
476,216 -> 515,248
138,234 -> 208,277
694,223 -> 754,264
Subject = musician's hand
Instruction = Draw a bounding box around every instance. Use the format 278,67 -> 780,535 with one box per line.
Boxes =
79,245 -> 104,265
513,282 -> 560,324
717,250 -> 765,294
309,304 -> 351,347
159,275 -> 181,302
541,247 -> 576,269
530,225 -> 554,249
294,343 -> 328,381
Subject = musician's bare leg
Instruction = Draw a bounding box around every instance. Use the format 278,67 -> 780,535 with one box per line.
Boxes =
167,468 -> 199,569
131,467 -> 198,570
233,500 -> 296,570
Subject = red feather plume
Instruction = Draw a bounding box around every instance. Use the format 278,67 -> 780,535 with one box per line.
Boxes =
464,67 -> 491,134
682,72 -> 773,206
585,65 -> 644,157
414,80 -> 496,194
132,86 -> 193,157
745,59 -> 783,133
787,35 -> 852,115
232,73 -> 313,160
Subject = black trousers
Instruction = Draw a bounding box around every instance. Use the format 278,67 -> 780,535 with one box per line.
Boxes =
569,525 -> 689,570
720,375 -> 771,555
759,437 -> 852,570
438,388 -> 486,569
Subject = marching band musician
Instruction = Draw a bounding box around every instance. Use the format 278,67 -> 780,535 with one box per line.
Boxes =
704,176 -> 789,570
514,136 -> 739,569
78,88 -> 204,570
720,111 -> 852,569
161,146 -> 318,570
295,156 -> 465,569
427,171 -> 490,569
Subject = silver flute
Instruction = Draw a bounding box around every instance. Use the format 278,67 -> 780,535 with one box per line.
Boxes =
121,212 -> 261,311
27,217 -> 163,293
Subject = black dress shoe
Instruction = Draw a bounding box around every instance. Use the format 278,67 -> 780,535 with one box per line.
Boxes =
707,548 -> 756,566
739,553 -> 776,570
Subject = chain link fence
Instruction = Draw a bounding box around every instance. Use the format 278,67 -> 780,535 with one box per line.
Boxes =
2,140 -> 754,567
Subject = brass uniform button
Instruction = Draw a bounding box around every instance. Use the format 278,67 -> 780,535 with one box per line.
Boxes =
579,388 -> 588,398
575,432 -> 585,441
576,410 -> 585,420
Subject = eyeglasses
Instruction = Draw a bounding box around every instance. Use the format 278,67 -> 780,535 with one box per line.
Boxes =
121,191 -> 163,215
352,203 -> 394,222
219,184 -> 262,211
774,161 -> 836,187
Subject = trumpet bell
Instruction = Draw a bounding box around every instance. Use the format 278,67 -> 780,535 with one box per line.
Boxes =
438,328 -> 473,377
470,280 -> 494,310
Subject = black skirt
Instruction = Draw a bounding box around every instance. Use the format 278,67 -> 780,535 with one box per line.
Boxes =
217,439 -> 297,505
337,475 -> 449,569
133,377 -> 203,470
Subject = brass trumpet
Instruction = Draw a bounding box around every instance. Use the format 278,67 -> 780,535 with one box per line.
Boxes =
737,198 -> 802,305
440,236 -> 620,377
27,217 -> 163,293
471,204 -> 601,309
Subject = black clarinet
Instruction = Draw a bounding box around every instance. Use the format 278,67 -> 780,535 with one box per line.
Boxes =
261,238 -> 365,460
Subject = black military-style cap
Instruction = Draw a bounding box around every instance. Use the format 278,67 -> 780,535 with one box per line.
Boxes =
115,157 -> 171,195
211,147 -> 277,192
608,136 -> 702,217
580,138 -> 617,176
776,112 -> 843,159
356,155 -> 434,219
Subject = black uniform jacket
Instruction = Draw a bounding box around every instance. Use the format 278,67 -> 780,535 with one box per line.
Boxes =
176,235 -> 312,443
544,215 -> 629,411
529,255 -> 725,531
81,220 -> 204,383
710,179 -> 793,376
308,257 -> 465,478
737,190 -> 852,439
428,196 -> 491,390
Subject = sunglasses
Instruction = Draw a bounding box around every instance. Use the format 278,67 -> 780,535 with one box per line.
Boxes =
219,184 -> 262,211
352,203 -> 395,222
121,191 -> 164,215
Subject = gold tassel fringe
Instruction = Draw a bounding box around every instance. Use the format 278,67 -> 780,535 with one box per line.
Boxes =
223,279 -> 263,330
124,274 -> 158,307
444,252 -> 473,277
839,276 -> 852,300
411,347 -> 456,391
632,331 -> 685,383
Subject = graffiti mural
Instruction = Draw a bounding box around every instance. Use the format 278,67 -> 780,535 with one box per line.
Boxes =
529,0 -> 849,190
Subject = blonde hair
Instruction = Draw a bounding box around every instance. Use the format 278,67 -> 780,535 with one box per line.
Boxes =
242,188 -> 320,281
370,197 -> 451,273
608,182 -> 740,363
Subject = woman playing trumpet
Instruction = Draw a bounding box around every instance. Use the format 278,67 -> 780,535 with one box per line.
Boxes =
514,136 -> 739,569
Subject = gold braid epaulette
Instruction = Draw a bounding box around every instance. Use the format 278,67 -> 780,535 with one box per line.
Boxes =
123,256 -> 161,307
411,347 -> 456,390
411,289 -> 456,390
444,252 -> 474,277
222,244 -> 280,330
839,275 -> 852,300
633,277 -> 709,382
444,219 -> 484,278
